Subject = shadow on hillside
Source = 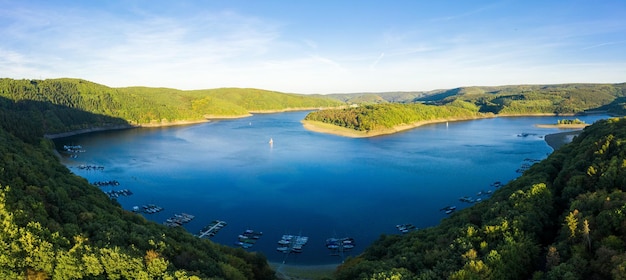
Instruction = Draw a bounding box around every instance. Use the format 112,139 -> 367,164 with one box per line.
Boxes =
0,95 -> 130,143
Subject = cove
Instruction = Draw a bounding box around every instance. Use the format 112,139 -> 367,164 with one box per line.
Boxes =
54,111 -> 609,265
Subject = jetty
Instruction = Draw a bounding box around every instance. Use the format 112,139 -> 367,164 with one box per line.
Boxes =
234,229 -> 263,249
198,220 -> 227,238
163,213 -> 195,227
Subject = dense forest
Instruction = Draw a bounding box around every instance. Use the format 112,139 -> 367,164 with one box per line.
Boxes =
308,83 -> 626,133
0,78 -> 342,134
334,117 -> 626,279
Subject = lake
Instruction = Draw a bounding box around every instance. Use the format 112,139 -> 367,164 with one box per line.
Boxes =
54,112 -> 609,265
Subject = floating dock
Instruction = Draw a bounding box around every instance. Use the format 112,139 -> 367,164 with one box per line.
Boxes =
163,213 -> 195,227
326,237 -> 355,261
276,234 -> 309,254
234,229 -> 263,249
198,220 -> 227,238
93,180 -> 120,186
396,224 -> 417,234
77,164 -> 104,170
133,204 -> 164,214
104,189 -> 132,199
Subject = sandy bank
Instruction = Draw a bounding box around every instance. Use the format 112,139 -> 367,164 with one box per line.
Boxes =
44,125 -> 136,139
301,115 -> 492,138
44,120 -> 213,139
250,106 -> 337,114
270,262 -> 338,280
535,123 -> 589,129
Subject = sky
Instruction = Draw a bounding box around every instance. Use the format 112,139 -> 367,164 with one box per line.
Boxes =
1,0 -> 625,94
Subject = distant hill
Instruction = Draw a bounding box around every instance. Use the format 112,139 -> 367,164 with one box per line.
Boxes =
306,83 -> 626,137
417,83 -> 626,115
323,84 -> 626,116
325,91 -> 433,103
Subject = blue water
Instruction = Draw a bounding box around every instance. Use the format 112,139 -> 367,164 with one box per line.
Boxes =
55,112 -> 609,265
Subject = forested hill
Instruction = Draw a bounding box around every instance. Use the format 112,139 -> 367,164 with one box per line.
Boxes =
322,83 -> 626,111
0,78 -> 342,135
421,83 -> 626,115
306,83 -> 626,134
0,93 -> 276,279
335,117 -> 626,279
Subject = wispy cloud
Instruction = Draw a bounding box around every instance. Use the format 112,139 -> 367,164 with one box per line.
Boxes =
1,1 -> 624,93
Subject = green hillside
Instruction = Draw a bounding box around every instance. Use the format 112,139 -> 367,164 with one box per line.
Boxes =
193,88 -> 342,112
335,117 -> 626,279
0,78 -> 343,134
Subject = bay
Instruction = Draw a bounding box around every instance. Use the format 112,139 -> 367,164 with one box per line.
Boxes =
55,112 -> 609,265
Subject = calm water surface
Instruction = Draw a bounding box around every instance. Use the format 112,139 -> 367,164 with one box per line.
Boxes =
55,112 -> 608,265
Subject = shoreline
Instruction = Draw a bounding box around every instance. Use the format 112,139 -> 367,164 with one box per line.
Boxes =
43,119 -> 214,139
535,123 -> 589,129
43,107 -> 336,140
270,262 -> 338,280
301,113 -> 605,138
544,130 -> 583,151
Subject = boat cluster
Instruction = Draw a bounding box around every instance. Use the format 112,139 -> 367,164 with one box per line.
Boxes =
516,158 -> 539,173
396,224 -> 417,234
62,144 -> 85,158
77,164 -> 104,170
133,204 -> 164,214
276,235 -> 309,254
92,180 -> 120,186
198,220 -> 227,238
104,189 -> 132,199
325,237 -> 355,255
163,213 -> 195,227
517,132 -> 539,138
440,205 -> 457,214
458,181 -> 500,204
234,229 -> 263,249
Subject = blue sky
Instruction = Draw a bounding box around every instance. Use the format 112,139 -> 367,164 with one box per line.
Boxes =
1,0 -> 625,94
